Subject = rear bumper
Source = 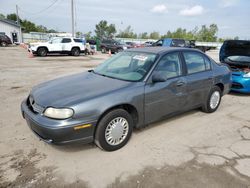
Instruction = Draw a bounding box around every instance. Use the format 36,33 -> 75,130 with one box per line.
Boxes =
21,100 -> 96,145
231,75 -> 250,93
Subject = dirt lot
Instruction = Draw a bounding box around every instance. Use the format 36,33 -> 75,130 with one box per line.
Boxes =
0,46 -> 250,188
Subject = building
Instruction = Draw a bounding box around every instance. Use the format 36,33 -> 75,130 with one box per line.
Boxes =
0,18 -> 21,43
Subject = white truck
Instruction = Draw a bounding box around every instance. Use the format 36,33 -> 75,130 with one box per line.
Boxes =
29,37 -> 86,57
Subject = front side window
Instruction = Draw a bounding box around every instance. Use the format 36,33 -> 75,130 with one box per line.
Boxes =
51,38 -> 62,44
183,52 -> 210,74
62,38 -> 71,43
154,53 -> 182,79
94,52 -> 156,81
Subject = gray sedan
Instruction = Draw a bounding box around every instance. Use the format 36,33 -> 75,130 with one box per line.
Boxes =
21,47 -> 231,151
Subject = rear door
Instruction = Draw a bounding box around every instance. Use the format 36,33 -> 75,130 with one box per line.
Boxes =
144,52 -> 187,124
61,38 -> 72,51
182,51 -> 213,109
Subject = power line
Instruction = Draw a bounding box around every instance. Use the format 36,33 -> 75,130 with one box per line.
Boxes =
18,0 -> 60,15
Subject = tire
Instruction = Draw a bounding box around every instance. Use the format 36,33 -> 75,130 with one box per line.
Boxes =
37,47 -> 47,57
202,86 -> 222,113
71,48 -> 80,56
101,47 -> 106,54
95,109 -> 133,151
117,48 -> 123,53
0,42 -> 7,47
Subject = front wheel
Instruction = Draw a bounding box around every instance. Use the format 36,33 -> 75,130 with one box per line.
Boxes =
71,48 -> 80,56
37,47 -> 47,57
202,86 -> 222,113
95,109 -> 133,151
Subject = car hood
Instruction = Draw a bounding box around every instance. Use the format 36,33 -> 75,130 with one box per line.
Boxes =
220,41 -> 250,62
31,71 -> 132,107
30,42 -> 48,46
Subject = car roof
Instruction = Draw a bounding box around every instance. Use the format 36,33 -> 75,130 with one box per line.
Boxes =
126,47 -> 201,55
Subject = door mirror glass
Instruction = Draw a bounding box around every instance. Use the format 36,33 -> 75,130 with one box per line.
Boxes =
152,72 -> 167,82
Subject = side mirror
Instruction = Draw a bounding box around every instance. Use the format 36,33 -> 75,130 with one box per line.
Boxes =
152,72 -> 167,83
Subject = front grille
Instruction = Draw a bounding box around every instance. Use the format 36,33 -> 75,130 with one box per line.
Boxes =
27,95 -> 44,114
232,82 -> 243,89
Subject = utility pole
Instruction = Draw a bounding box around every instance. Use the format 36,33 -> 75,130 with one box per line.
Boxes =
16,5 -> 22,43
71,0 -> 75,37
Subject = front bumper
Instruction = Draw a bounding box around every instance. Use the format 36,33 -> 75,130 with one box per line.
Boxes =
28,48 -> 37,54
231,74 -> 250,93
21,100 -> 96,144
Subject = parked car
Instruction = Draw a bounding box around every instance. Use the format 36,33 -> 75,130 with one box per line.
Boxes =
152,38 -> 186,47
144,41 -> 155,46
220,40 -> 250,93
28,37 -> 86,57
125,42 -> 142,48
100,39 -> 128,53
186,40 -> 211,52
0,34 -> 12,47
21,47 -> 231,151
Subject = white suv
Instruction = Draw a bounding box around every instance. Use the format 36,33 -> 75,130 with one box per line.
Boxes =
29,37 -> 86,57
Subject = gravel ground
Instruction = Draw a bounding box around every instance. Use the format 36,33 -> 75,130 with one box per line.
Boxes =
0,46 -> 250,188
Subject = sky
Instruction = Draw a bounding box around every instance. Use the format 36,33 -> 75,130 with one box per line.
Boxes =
0,0 -> 249,39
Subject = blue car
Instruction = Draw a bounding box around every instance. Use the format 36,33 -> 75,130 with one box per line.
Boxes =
220,40 -> 250,93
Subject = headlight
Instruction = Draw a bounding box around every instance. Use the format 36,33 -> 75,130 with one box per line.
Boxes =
43,107 -> 74,119
123,46 -> 127,50
243,72 -> 250,78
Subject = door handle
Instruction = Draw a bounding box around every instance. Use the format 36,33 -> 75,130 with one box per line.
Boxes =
176,81 -> 185,86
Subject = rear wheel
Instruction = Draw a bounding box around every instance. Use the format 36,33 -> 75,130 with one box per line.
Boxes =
0,42 -> 7,47
95,109 -> 133,151
37,47 -> 47,57
71,48 -> 80,56
202,86 -> 222,113
101,47 -> 106,54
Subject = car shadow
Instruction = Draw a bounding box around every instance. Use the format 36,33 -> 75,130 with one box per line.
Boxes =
228,91 -> 250,97
35,54 -> 87,57
50,142 -> 97,153
49,109 -> 201,153
134,109 -> 201,134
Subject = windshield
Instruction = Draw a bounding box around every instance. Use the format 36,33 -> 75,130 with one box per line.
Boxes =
225,56 -> 250,63
94,52 -> 157,81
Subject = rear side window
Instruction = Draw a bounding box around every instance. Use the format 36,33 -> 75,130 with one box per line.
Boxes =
74,39 -> 83,43
171,39 -> 185,47
61,38 -> 71,43
183,52 -> 211,74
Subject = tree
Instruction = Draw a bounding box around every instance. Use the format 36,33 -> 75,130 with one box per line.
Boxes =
37,25 -> 48,33
84,31 -> 92,39
6,13 -> 19,23
0,13 -> 5,19
117,26 -> 137,38
139,32 -> 149,39
76,31 -> 83,38
95,20 -> 116,39
149,31 -> 160,39
4,13 -> 57,33
196,24 -> 218,42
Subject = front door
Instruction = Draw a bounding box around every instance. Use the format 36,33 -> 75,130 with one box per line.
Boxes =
48,38 -> 63,52
144,52 -> 187,124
